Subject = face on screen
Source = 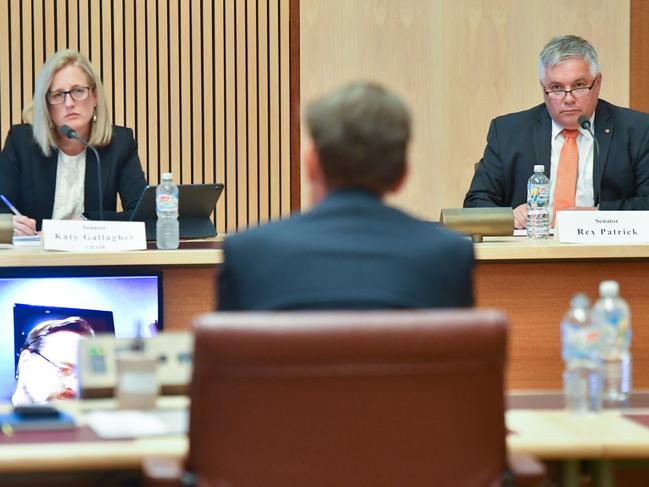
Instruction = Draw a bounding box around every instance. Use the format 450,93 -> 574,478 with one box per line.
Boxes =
0,275 -> 160,402
12,331 -> 84,405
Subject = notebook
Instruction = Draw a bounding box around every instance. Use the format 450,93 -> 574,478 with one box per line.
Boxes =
0,406 -> 76,432
130,183 -> 224,240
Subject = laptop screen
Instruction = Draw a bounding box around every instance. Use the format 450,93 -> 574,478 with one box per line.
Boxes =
130,183 -> 224,240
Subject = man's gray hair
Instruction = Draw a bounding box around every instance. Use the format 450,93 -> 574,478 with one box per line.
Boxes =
538,35 -> 600,81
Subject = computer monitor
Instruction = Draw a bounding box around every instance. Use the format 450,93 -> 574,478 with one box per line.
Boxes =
0,270 -> 162,402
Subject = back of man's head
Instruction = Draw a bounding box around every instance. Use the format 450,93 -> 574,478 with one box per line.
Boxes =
306,82 -> 411,195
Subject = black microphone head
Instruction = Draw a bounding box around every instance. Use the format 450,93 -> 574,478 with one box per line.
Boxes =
577,115 -> 591,130
58,124 -> 77,140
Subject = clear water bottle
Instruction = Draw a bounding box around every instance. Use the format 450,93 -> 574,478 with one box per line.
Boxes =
561,293 -> 604,413
592,280 -> 632,403
527,164 -> 550,239
156,173 -> 179,249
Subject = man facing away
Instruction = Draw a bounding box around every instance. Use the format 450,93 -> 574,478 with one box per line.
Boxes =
464,35 -> 649,229
218,81 -> 474,310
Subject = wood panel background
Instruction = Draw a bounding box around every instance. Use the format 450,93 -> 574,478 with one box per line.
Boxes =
631,0 -> 649,112
476,260 -> 649,390
0,0 -> 293,234
1,1 -> 644,229
300,0 -> 630,220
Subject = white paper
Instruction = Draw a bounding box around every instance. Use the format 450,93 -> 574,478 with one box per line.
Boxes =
13,235 -> 42,247
85,409 -> 188,439
513,228 -> 555,237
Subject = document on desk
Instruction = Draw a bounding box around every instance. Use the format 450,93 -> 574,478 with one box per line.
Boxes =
85,409 -> 188,439
513,228 -> 556,237
12,235 -> 42,247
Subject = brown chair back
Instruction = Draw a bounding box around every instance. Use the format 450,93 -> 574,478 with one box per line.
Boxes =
188,310 -> 508,487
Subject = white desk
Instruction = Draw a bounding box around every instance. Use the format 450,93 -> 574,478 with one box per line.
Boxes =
507,391 -> 649,487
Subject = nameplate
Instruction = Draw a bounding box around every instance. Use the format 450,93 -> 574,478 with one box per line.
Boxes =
555,211 -> 649,243
41,220 -> 147,251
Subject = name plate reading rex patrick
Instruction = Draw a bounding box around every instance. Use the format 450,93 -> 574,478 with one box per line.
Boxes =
42,219 -> 146,251
555,210 -> 649,244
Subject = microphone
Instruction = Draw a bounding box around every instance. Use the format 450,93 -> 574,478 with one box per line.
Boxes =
58,124 -> 103,221
577,115 -> 601,206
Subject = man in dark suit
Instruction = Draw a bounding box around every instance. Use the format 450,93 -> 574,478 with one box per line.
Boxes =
218,82 -> 474,310
464,35 -> 649,229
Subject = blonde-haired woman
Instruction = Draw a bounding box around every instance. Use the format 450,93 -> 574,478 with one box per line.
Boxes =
0,49 -> 146,235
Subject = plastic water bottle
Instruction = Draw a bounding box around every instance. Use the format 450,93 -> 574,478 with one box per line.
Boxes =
561,293 -> 604,413
156,173 -> 179,249
527,164 -> 550,239
592,280 -> 632,403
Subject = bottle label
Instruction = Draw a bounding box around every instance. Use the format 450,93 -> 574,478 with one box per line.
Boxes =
157,195 -> 178,211
527,183 -> 550,209
562,323 -> 604,362
598,313 -> 631,353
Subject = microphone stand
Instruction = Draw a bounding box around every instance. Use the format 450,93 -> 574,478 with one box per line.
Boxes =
58,125 -> 104,221
578,117 -> 601,206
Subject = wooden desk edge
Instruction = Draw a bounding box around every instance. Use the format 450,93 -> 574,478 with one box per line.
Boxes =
474,237 -> 649,261
0,246 -> 223,267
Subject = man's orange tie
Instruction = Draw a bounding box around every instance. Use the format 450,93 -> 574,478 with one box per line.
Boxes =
553,129 -> 579,223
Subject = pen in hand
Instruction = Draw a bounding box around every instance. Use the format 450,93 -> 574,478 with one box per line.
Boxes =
0,195 -> 21,216
0,195 -> 37,236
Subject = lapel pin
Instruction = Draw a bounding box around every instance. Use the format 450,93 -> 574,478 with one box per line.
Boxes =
604,128 -> 611,134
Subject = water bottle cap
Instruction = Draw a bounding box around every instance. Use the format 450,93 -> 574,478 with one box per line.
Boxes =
533,164 -> 545,173
161,172 -> 173,181
570,293 -> 590,309
599,280 -> 619,297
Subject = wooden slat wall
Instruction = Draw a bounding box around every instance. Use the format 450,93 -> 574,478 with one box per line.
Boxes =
0,0 -> 293,233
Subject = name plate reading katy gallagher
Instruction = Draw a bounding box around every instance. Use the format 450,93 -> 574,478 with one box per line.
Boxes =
555,211 -> 649,244
42,219 -> 146,251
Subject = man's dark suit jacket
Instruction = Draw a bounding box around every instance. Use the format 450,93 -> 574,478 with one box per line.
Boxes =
218,189 -> 475,310
0,124 -> 147,229
463,99 -> 649,210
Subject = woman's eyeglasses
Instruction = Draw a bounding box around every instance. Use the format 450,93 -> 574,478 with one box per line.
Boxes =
46,86 -> 92,105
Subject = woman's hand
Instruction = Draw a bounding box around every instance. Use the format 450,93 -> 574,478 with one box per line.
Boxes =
13,215 -> 37,236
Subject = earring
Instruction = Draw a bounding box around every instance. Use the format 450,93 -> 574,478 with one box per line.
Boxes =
92,111 -> 97,123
